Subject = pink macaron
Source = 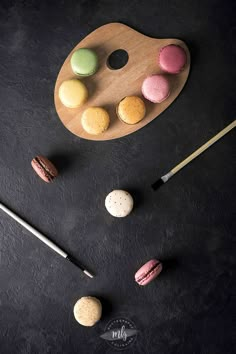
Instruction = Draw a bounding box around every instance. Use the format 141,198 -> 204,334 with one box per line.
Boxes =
135,259 -> 163,286
142,75 -> 170,103
159,44 -> 187,74
31,156 -> 58,183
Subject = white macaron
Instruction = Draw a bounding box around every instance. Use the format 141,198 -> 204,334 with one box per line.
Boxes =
105,190 -> 134,217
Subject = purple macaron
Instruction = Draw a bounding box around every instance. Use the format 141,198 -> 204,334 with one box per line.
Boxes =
135,259 -> 163,286
159,44 -> 187,74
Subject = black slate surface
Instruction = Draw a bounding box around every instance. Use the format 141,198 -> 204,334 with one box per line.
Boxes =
0,1 -> 235,353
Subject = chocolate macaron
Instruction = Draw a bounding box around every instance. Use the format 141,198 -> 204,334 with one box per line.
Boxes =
31,156 -> 58,183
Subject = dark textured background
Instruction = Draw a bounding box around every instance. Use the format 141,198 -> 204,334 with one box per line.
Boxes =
0,1 -> 235,353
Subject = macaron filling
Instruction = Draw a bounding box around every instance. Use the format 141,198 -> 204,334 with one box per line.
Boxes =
33,157 -> 56,181
136,261 -> 161,284
73,65 -> 97,77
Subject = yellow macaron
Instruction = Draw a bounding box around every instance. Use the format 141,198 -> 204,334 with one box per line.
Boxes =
81,107 -> 110,135
117,96 -> 146,124
59,79 -> 88,108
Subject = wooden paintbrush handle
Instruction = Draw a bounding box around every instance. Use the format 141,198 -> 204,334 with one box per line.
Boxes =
171,120 -> 236,175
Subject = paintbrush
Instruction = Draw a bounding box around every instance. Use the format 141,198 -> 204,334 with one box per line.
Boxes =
0,202 -> 94,278
152,120 -> 235,190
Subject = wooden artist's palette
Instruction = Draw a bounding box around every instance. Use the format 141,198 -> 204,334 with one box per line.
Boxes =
54,23 -> 190,141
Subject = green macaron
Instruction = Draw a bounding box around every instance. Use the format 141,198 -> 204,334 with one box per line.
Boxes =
70,48 -> 98,77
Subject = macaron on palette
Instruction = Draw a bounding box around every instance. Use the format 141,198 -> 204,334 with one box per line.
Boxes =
117,96 -> 146,125
142,75 -> 170,103
159,44 -> 187,74
81,107 -> 110,135
59,79 -> 88,108
70,48 -> 98,76
54,22 -> 190,141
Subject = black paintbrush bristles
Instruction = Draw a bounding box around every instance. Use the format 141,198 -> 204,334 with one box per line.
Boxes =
66,255 -> 85,271
152,178 -> 165,191
66,255 -> 94,278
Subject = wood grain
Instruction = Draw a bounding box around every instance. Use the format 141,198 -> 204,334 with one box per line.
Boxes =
54,23 -> 191,141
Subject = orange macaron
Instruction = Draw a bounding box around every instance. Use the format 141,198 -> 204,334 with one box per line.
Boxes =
117,96 -> 146,124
